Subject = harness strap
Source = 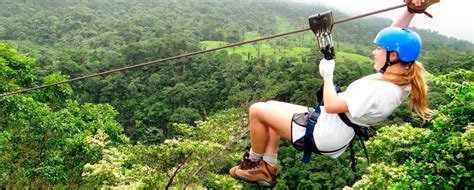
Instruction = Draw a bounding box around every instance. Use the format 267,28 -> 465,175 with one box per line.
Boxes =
302,106 -> 321,163
349,139 -> 356,172
337,113 -> 369,139
302,105 -> 348,164
359,136 -> 370,164
338,112 -> 370,171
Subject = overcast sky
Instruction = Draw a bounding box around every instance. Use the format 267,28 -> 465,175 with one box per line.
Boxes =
289,0 -> 473,43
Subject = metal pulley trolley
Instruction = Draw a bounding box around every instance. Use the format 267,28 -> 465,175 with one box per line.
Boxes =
308,11 -> 335,60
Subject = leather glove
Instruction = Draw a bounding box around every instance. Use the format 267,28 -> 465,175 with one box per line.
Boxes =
319,59 -> 335,80
405,0 -> 440,18
321,44 -> 335,60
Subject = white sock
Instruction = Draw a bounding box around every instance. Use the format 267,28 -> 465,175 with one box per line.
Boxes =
249,148 -> 263,162
263,153 -> 278,166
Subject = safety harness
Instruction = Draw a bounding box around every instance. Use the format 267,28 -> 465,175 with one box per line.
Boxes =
301,96 -> 353,163
301,85 -> 371,172
304,11 -> 370,171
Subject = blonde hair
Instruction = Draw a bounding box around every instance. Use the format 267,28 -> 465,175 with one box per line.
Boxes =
383,61 -> 432,120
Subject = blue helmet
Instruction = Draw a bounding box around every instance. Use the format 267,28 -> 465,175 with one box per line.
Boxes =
374,27 -> 422,62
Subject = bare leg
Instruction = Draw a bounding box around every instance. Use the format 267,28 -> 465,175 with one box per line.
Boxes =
249,101 -> 309,154
264,128 -> 280,153
263,101 -> 309,153
264,100 -> 310,113
231,101 -> 308,184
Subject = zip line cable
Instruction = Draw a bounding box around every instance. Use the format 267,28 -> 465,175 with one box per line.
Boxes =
0,3 -> 407,98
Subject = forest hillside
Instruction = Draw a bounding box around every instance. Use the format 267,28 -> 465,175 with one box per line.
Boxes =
0,0 -> 472,189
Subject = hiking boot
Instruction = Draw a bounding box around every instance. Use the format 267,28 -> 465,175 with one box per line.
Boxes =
235,159 -> 278,188
229,152 -> 252,179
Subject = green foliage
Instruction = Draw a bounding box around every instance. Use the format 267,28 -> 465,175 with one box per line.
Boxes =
0,43 -> 127,188
202,173 -> 243,189
201,40 -> 311,62
31,73 -> 73,109
81,108 -> 248,189
345,163 -> 410,189
0,43 -> 36,92
368,124 -> 432,163
0,96 -> 127,187
421,47 -> 474,75
275,141 -> 356,189
430,69 -> 473,132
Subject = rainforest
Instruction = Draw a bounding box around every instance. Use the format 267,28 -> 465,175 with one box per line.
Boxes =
0,0 -> 472,189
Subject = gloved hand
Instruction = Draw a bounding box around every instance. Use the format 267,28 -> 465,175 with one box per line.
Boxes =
321,44 -> 335,60
405,0 -> 440,18
319,59 -> 335,80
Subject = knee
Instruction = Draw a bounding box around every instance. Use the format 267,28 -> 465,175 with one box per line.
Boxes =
265,100 -> 279,105
249,102 -> 267,118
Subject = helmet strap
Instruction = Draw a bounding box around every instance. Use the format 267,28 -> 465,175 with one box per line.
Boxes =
379,51 -> 402,74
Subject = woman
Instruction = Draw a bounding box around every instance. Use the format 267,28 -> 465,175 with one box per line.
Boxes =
229,0 -> 435,188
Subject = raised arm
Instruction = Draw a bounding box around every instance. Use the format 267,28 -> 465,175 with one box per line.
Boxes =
391,0 -> 420,28
391,9 -> 415,28
393,0 -> 439,27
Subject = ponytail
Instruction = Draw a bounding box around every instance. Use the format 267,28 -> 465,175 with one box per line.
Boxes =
408,61 -> 432,120
383,61 -> 432,120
